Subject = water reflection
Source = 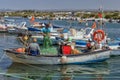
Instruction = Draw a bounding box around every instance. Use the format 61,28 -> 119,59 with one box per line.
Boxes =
0,33 -> 111,80
5,62 -> 109,80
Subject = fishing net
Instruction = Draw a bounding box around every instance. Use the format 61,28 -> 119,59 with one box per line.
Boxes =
40,47 -> 58,55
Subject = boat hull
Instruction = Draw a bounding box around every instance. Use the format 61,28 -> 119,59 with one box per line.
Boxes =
5,49 -> 110,65
110,49 -> 120,56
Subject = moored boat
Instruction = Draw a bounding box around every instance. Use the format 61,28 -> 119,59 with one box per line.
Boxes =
107,40 -> 120,56
110,49 -> 120,56
4,48 -> 110,65
109,43 -> 120,56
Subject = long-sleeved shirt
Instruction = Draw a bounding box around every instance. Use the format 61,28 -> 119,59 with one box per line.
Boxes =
41,27 -> 51,34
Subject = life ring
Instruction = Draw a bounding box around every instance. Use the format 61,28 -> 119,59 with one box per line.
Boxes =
93,29 -> 105,43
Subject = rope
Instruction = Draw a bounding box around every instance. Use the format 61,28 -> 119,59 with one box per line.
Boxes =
0,52 -> 5,62
4,73 -> 33,80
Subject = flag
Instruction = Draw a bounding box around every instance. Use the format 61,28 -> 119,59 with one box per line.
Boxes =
98,12 -> 102,18
30,16 -> 35,23
92,22 -> 96,29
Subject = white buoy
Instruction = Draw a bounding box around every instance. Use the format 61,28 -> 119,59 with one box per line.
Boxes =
60,56 -> 67,64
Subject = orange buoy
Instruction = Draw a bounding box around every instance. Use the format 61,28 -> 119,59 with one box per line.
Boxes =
16,48 -> 25,53
93,30 -> 105,43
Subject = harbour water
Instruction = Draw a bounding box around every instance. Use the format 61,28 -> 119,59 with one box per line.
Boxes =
0,18 -> 120,80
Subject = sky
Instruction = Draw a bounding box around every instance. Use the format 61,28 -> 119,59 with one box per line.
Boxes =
0,0 -> 120,10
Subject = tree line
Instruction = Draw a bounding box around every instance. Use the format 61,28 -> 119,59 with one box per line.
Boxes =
0,10 -> 120,19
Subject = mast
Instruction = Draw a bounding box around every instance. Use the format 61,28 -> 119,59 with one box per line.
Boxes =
97,0 -> 104,30
99,0 -> 107,45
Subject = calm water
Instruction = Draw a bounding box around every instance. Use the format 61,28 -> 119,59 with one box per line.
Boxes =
0,18 -> 120,80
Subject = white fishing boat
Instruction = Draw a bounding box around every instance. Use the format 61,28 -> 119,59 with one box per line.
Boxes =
14,22 -> 28,30
8,22 -> 28,33
63,27 -> 94,40
4,48 -> 110,65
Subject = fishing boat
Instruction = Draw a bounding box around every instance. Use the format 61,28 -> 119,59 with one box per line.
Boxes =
17,26 -> 94,45
76,39 -> 120,49
7,22 -> 28,34
28,23 -> 63,33
75,32 -> 120,56
28,15 -> 63,32
32,25 -> 95,43
75,20 -> 120,56
65,27 -> 94,40
4,47 -> 110,65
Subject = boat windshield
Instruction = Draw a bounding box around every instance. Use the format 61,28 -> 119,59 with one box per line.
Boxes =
85,28 -> 91,35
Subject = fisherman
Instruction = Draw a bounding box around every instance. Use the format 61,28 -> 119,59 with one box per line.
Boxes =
17,33 -> 28,47
22,33 -> 32,47
69,28 -> 77,36
41,23 -> 52,48
49,23 -> 53,32
86,39 -> 92,50
28,38 -> 40,56
90,40 -> 95,50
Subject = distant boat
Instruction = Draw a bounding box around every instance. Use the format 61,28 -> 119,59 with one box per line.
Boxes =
4,16 -> 9,18
108,40 -> 120,56
5,19 -> 15,22
0,24 -> 7,32
7,22 -> 28,34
